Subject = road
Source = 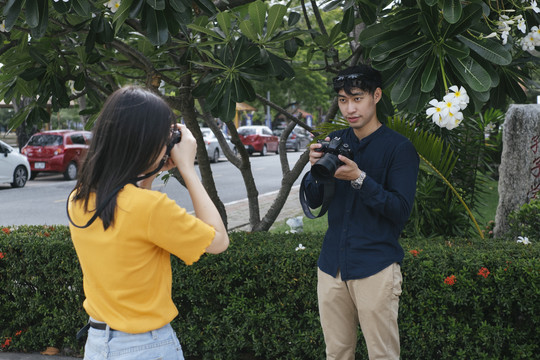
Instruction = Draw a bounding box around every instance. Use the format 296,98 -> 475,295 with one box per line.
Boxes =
0,151 -> 309,226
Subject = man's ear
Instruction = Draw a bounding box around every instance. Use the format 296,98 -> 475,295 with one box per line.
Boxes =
374,88 -> 382,104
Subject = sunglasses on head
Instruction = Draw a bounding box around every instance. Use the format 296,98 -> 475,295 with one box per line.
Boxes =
332,73 -> 364,90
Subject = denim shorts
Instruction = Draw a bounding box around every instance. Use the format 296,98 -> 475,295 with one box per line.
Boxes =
84,322 -> 184,360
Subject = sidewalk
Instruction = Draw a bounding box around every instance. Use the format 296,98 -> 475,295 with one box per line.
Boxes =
224,184 -> 303,231
0,186 -> 305,360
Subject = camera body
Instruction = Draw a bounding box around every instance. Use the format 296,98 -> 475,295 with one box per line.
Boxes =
311,136 -> 353,181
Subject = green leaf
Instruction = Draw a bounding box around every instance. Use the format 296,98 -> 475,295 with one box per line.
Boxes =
218,87 -> 236,123
448,56 -> 491,92
442,3 -> 482,38
216,11 -> 231,38
194,0 -> 217,15
266,4 -> 287,40
72,0 -> 91,17
456,34 -> 512,65
288,12 -> 301,26
284,38 -> 298,58
146,0 -> 165,11
3,0 -> 23,31
442,39 -> 469,59
187,23 -> 224,40
28,47 -> 48,66
421,55 -> 438,92
341,7 -> 355,34
144,7 -> 169,45
406,42 -> 432,68
418,12 -> 438,43
113,0 -> 134,34
390,65 -> 421,104
29,0 -> 48,38
358,23 -> 395,48
266,52 -> 294,78
19,67 -> 46,81
25,0 -> 39,28
129,0 -> 145,17
239,20 -> 258,42
169,0 -> 187,13
249,0 -> 267,36
370,32 -> 422,61
384,8 -> 421,31
442,0 -> 462,24
52,0 -> 70,13
357,2 -> 376,25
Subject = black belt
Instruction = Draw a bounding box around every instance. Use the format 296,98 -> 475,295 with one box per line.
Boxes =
89,321 -> 116,331
76,321 -> 116,340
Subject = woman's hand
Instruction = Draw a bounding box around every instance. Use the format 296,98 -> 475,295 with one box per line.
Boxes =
169,124 -> 197,173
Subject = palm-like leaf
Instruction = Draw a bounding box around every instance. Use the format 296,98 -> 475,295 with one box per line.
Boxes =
386,116 -> 483,238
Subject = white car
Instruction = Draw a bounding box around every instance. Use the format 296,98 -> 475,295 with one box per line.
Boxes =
201,127 -> 237,163
0,140 -> 31,188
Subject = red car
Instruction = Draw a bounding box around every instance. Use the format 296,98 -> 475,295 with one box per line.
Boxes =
237,126 -> 279,156
21,130 -> 92,180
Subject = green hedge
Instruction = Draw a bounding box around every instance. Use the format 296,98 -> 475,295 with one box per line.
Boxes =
1,226 -> 538,359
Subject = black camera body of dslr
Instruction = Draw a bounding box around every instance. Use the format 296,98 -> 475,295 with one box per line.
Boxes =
311,136 -> 353,181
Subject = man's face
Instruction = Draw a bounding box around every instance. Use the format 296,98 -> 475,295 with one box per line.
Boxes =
337,87 -> 381,131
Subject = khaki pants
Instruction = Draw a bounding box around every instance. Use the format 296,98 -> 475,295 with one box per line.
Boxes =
317,264 -> 402,360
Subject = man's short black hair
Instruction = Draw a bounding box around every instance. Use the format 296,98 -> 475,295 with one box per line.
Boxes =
333,65 -> 382,95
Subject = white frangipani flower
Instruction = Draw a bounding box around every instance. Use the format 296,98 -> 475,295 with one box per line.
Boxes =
295,244 -> 306,251
426,99 -> 445,123
0,20 -> 6,32
516,16 -> 527,33
521,32 -> 537,50
485,122 -> 496,133
517,236 -> 531,244
530,0 -> 540,13
105,0 -> 121,13
426,85 -> 469,130
445,85 -> 470,110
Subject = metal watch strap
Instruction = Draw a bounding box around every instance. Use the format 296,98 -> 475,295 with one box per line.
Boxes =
351,171 -> 366,189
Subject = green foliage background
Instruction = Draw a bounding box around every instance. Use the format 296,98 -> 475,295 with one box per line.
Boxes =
1,227 -> 538,359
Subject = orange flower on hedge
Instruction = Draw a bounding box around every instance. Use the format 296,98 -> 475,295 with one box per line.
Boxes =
478,267 -> 490,278
15,330 -> 22,336
1,337 -> 12,349
0,252 -> 4,259
2,227 -> 10,235
444,275 -> 456,286
409,249 -> 419,257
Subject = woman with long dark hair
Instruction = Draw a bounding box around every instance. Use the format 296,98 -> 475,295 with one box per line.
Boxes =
68,86 -> 229,359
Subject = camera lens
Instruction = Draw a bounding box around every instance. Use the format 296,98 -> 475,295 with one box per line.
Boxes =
311,153 -> 341,181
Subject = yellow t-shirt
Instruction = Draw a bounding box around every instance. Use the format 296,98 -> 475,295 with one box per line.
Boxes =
68,184 -> 215,333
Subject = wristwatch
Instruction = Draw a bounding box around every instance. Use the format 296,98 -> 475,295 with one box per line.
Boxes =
351,171 -> 366,190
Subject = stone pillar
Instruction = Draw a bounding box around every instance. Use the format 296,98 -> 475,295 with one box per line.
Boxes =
494,104 -> 540,238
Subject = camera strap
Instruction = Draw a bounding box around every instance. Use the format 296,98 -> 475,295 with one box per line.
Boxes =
299,171 -> 335,219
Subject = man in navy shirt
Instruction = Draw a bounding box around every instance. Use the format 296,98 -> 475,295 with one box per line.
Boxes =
303,65 -> 419,359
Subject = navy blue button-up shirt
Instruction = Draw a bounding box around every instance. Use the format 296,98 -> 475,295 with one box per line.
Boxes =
303,125 -> 419,280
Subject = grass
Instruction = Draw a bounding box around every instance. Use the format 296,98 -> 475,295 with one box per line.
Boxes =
270,213 -> 328,233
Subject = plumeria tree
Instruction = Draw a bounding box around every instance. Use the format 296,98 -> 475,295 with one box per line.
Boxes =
0,0 -> 538,233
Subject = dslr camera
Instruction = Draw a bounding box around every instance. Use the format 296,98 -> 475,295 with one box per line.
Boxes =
311,137 -> 353,181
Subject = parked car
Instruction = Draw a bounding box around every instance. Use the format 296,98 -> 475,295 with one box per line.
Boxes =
0,140 -> 31,188
201,127 -> 237,163
237,125 -> 279,156
21,130 -> 92,180
274,125 -> 313,152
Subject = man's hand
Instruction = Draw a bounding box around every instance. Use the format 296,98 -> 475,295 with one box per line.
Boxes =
308,137 -> 329,166
334,155 -> 362,181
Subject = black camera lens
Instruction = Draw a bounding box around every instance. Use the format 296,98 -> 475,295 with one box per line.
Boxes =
311,153 -> 341,181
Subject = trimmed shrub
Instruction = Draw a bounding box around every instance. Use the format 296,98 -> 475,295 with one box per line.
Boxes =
1,226 -> 538,359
